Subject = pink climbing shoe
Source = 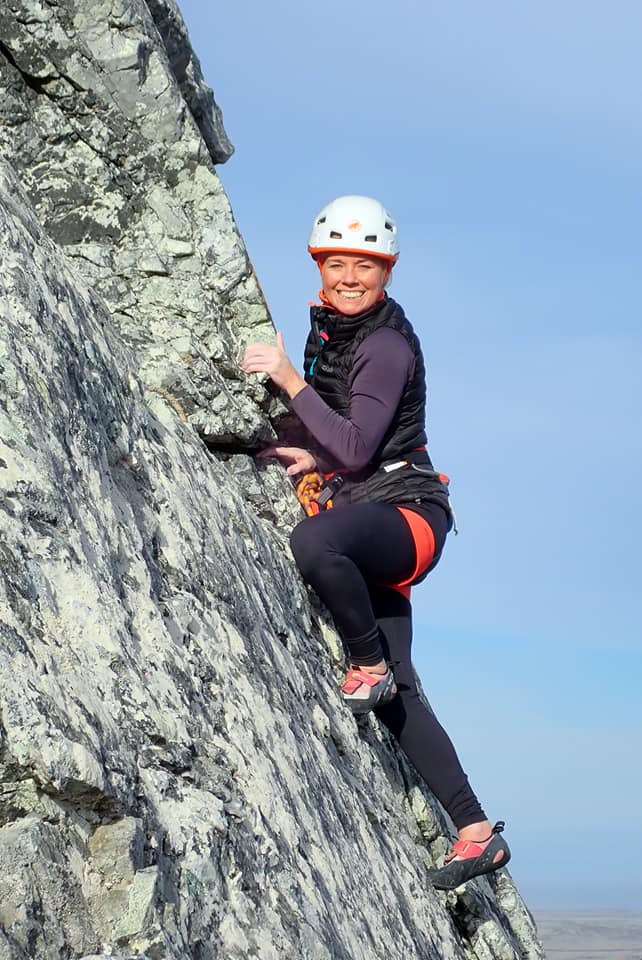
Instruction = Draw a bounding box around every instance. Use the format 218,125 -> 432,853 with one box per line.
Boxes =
340,667 -> 397,714
429,821 -> 511,890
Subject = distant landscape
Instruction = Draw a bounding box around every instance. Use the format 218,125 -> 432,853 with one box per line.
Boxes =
533,911 -> 642,960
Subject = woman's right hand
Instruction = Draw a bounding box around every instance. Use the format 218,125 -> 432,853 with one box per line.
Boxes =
257,446 -> 317,477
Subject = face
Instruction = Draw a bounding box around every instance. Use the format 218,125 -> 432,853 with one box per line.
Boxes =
319,253 -> 391,316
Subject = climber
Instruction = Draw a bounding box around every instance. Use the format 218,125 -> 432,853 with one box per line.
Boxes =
241,195 -> 510,890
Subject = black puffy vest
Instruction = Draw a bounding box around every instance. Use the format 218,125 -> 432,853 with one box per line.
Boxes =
304,297 -> 426,460
303,297 -> 451,512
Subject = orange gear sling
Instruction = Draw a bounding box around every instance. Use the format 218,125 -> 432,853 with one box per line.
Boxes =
294,471 -> 330,517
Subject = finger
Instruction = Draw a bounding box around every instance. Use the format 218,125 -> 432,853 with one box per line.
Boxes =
244,349 -> 268,364
270,446 -> 297,456
257,446 -> 297,462
276,331 -> 286,352
243,344 -> 270,364
244,358 -> 271,373
241,352 -> 259,370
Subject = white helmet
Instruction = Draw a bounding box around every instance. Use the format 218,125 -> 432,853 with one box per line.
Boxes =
308,195 -> 399,263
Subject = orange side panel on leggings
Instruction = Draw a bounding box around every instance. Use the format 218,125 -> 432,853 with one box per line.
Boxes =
390,583 -> 412,600
394,507 -> 436,587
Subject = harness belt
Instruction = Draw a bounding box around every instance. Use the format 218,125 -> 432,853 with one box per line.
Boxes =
297,448 -> 452,517
294,456 -> 447,600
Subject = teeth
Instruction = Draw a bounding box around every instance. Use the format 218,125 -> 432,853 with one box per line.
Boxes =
339,291 -> 364,298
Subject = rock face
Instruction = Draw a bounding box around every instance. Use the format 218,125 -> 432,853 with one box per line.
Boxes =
0,4 -> 544,960
0,0 -> 275,447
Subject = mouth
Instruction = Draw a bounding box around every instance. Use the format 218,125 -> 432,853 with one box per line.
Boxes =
337,291 -> 365,300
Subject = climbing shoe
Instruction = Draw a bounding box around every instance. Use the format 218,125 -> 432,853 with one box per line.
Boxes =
340,667 -> 397,714
428,821 -> 511,890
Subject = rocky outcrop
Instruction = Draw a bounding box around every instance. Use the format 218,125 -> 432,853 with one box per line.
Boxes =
0,4 -> 544,959
0,0 -> 275,446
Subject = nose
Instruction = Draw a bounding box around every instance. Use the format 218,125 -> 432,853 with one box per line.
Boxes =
341,264 -> 359,285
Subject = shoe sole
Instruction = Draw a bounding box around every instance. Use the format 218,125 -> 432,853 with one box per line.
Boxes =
429,836 -> 511,890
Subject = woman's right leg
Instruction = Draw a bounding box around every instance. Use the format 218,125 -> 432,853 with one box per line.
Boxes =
372,586 -> 487,830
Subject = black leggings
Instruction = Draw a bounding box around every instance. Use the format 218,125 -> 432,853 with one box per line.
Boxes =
290,502 -> 486,829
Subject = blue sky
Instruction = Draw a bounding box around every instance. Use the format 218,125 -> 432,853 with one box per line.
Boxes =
179,0 -> 642,909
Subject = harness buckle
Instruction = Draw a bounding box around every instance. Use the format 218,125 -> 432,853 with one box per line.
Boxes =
316,473 -> 345,507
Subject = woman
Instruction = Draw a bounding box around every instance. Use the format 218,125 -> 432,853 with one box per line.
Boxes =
242,195 -> 509,890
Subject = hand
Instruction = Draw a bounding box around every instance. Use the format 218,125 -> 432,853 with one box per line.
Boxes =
257,446 -> 317,477
242,332 -> 306,398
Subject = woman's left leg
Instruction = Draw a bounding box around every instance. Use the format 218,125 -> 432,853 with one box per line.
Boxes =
371,585 -> 488,829
290,504 -> 510,885
289,502 -> 418,666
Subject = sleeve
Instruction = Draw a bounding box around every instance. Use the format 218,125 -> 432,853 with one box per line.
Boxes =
289,327 -> 415,472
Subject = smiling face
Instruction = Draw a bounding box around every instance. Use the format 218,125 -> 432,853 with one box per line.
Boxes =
319,253 -> 391,316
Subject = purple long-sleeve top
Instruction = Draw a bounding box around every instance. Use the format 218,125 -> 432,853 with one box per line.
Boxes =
289,326 -> 416,472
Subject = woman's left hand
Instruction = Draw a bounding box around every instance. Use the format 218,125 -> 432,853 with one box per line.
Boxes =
242,332 -> 306,397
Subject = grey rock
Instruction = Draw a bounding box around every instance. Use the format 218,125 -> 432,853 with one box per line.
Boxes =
0,4 -> 545,959
145,0 -> 234,164
0,0 -> 277,450
0,162 -> 544,960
